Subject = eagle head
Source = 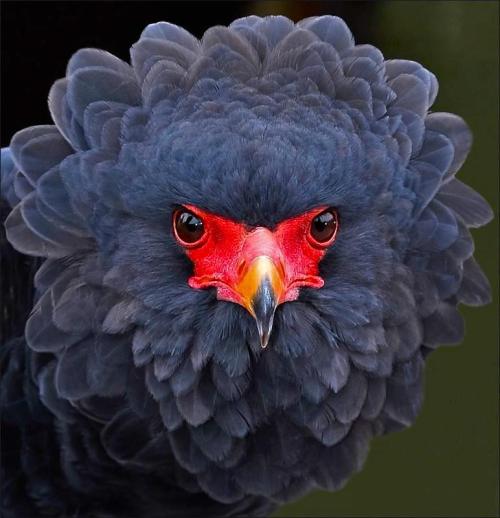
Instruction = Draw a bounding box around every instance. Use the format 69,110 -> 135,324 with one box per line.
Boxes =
2,14 -> 492,510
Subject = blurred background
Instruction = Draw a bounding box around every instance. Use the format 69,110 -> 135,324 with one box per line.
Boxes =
1,1 -> 498,516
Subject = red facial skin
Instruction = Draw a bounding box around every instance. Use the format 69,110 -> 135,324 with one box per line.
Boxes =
173,204 -> 338,309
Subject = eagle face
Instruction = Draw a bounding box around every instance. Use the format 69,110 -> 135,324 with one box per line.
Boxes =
3,14 -> 492,508
90,93 -> 403,356
172,203 -> 336,348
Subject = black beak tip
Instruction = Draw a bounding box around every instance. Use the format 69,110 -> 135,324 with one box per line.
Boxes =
257,322 -> 272,349
252,277 -> 277,349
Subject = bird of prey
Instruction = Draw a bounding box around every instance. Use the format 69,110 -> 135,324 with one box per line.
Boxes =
0,14 -> 492,518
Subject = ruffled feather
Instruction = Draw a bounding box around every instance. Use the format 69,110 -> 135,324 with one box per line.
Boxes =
5,201 -> 74,257
425,112 -> 472,180
437,179 -> 493,227
10,125 -> 73,185
175,374 -> 217,426
298,16 -> 354,53
25,288 -> 84,353
423,301 -> 465,347
457,256 -> 491,306
67,66 -> 141,125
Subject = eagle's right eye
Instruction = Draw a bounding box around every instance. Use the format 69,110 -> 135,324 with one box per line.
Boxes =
173,209 -> 205,245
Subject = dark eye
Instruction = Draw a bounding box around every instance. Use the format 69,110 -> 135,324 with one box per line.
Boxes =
174,210 -> 205,245
309,208 -> 339,244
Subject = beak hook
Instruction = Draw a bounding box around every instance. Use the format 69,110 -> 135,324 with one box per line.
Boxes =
251,276 -> 278,348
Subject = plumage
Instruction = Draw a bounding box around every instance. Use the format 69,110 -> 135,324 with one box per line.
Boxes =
10,125 -> 73,185
5,202 -> 74,258
25,288 -> 84,353
21,193 -> 87,251
159,394 -> 184,431
0,14 -> 492,518
310,340 -> 351,392
437,178 -> 493,227
100,408 -> 167,466
36,166 -> 91,236
175,374 -> 217,426
38,363 -> 78,423
214,398 -> 253,438
54,339 -> 95,399
457,256 -> 492,306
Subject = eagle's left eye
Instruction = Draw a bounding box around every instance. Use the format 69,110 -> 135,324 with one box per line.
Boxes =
173,209 -> 205,245
308,208 -> 339,245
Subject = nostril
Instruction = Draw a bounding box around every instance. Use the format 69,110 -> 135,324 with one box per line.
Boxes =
236,259 -> 246,277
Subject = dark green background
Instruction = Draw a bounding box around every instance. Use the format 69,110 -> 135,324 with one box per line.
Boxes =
251,1 -> 498,516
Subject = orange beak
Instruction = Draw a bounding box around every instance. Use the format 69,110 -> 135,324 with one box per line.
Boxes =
234,255 -> 286,348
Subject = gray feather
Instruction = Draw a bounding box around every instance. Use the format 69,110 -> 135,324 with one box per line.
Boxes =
437,179 -> 493,227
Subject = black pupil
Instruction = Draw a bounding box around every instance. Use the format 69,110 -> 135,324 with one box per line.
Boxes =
175,211 -> 204,243
311,210 -> 337,243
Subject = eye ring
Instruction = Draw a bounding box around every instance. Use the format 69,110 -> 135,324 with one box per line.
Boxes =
307,208 -> 339,247
173,208 -> 207,247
